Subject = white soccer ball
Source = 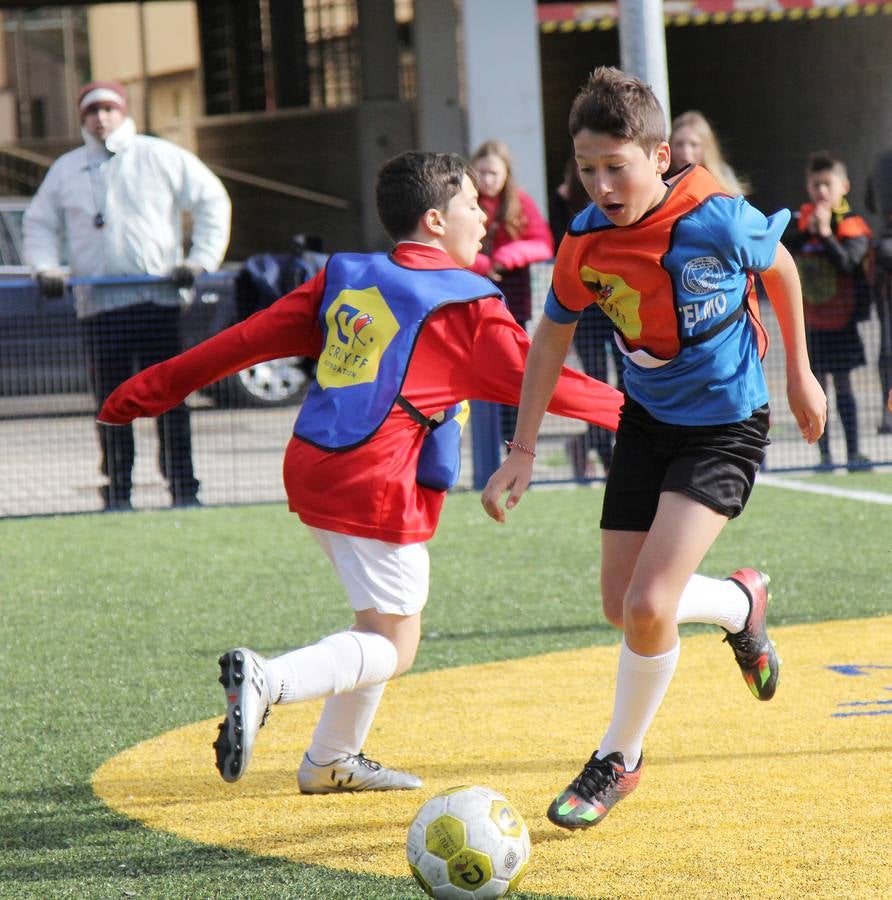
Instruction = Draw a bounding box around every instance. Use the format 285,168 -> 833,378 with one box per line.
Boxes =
406,785 -> 531,899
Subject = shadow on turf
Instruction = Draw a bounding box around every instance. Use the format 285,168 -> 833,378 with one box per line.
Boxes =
0,783 -> 140,852
190,621 -> 619,660
0,783 -> 420,897
418,620 -> 617,643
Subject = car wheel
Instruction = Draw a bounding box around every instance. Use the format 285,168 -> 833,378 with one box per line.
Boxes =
207,356 -> 312,408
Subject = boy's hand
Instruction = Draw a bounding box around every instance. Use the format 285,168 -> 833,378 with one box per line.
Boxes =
811,202 -> 833,238
481,453 -> 534,522
787,369 -> 827,443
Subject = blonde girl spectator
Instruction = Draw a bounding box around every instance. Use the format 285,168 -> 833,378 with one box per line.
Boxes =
669,110 -> 750,196
470,139 -> 554,331
470,139 -> 554,437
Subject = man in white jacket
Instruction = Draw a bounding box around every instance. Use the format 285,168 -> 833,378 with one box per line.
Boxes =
24,80 -> 231,510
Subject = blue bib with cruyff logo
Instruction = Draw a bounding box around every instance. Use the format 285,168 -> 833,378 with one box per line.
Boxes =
294,252 -> 501,451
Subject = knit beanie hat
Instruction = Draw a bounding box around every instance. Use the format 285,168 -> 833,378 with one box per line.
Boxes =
77,80 -> 128,119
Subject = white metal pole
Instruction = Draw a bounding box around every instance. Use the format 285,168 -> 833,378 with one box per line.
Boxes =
618,0 -> 671,127
461,0 -> 548,214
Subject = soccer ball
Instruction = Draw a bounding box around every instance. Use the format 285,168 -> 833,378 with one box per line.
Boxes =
406,785 -> 531,899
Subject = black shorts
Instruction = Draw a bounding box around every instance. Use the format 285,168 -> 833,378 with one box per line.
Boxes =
600,397 -> 770,532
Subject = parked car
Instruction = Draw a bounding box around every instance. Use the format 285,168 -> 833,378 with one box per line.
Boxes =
0,198 -> 323,408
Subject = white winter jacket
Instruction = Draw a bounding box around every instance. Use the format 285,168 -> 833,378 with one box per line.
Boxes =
23,118 -> 231,317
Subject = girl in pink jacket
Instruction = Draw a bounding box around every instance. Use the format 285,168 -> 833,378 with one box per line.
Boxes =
470,139 -> 554,330
471,139 -> 555,438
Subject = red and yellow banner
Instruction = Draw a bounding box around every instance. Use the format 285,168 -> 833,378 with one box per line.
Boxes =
538,0 -> 892,30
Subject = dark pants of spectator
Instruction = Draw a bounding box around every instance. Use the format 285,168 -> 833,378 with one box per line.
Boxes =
81,303 -> 199,509
806,321 -> 866,466
815,370 -> 859,461
567,306 -> 623,477
498,316 -> 528,443
877,274 -> 892,433
497,269 -> 534,442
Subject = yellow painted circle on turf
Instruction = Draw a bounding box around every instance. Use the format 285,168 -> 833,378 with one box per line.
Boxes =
93,618 -> 892,898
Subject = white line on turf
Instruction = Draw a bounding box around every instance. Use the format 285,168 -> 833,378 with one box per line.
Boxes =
758,474 -> 892,505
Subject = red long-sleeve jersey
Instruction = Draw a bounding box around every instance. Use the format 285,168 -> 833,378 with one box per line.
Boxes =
100,243 -> 622,542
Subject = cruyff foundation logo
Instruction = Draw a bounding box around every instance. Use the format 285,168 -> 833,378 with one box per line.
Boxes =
579,265 -> 642,339
319,287 -> 401,388
339,309 -> 374,347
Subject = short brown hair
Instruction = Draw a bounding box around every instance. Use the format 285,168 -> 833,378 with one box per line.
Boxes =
376,151 -> 476,241
569,66 -> 666,153
806,151 -> 847,180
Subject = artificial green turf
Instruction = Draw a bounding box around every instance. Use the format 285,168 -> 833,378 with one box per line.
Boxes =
1,484 -> 889,899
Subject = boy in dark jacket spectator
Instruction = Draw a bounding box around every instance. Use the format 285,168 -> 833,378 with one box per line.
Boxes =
786,151 -> 873,470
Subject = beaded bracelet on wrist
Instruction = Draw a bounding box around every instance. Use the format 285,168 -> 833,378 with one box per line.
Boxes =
504,439 -> 536,458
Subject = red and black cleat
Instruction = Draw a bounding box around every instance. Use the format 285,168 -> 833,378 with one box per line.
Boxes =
724,569 -> 779,701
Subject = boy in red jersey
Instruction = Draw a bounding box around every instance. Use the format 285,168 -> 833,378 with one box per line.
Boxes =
99,151 -> 622,793
785,151 -> 874,470
482,68 -> 826,830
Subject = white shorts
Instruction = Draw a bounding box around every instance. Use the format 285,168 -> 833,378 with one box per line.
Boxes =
307,527 -> 430,616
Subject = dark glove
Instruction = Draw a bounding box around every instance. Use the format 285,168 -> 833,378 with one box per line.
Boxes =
36,270 -> 67,299
170,261 -> 204,288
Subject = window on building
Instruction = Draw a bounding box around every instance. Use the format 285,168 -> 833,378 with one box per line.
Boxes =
197,0 -> 415,116
3,7 -> 89,141
29,98 -> 46,138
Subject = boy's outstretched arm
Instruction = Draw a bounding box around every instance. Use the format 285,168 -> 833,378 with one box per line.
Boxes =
98,275 -> 325,425
468,301 -> 622,428
760,243 -> 827,443
480,316 -> 575,522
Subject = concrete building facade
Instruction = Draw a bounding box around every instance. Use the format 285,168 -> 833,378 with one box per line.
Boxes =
1,1 -> 890,253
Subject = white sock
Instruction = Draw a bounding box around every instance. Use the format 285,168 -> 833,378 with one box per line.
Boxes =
306,682 -> 388,762
676,573 -> 749,633
263,630 -> 398,704
597,639 -> 680,770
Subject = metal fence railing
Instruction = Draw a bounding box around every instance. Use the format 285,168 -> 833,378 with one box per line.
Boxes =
0,272 -> 311,517
2,263 -> 890,517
